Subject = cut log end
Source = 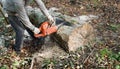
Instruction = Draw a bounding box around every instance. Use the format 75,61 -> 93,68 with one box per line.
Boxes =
68,23 -> 94,51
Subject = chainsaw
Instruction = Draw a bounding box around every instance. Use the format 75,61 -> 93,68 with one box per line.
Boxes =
34,21 -> 58,38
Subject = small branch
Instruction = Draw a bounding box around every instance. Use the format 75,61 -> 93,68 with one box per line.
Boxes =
29,57 -> 35,69
83,48 -> 95,64
0,4 -> 9,25
29,53 -> 47,69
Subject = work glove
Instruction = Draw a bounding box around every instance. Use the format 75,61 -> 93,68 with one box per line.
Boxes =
48,15 -> 55,26
33,27 -> 40,34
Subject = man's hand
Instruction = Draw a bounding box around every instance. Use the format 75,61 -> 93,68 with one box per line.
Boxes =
33,27 -> 40,34
48,15 -> 55,26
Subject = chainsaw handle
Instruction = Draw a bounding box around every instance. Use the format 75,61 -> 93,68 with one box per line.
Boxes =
34,21 -> 57,38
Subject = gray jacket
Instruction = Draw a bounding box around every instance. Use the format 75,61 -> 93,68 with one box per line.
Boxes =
0,0 -> 52,31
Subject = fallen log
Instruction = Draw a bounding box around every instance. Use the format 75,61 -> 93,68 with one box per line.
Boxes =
51,22 -> 95,52
49,8 -> 96,52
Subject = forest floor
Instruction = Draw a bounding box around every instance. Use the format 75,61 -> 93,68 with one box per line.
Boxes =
0,0 -> 120,69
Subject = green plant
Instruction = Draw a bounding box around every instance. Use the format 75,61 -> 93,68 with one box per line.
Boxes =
0,65 -> 9,69
99,48 -> 120,69
100,48 -> 120,61
108,24 -> 120,32
100,48 -> 111,58
12,60 -> 21,69
116,65 -> 120,69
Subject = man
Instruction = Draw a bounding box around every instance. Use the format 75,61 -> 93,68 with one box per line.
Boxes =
0,0 -> 55,54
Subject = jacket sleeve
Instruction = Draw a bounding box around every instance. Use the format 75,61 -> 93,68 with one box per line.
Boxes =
14,1 -> 35,31
34,0 -> 52,19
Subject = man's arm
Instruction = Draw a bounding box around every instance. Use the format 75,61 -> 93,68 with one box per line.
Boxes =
34,0 -> 55,24
14,1 -> 40,34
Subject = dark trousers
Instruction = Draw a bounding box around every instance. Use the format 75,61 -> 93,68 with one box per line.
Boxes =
8,15 -> 38,52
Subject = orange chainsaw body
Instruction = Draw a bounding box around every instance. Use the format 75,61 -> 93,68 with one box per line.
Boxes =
34,22 -> 57,38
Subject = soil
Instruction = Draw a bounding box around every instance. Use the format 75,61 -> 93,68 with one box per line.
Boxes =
0,0 -> 120,69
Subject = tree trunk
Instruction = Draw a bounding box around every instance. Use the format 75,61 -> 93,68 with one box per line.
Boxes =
51,23 -> 95,52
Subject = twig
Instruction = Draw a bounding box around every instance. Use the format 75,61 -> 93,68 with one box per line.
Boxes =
0,4 -> 9,25
29,57 -> 35,69
83,48 -> 95,64
110,45 -> 119,50
29,54 -> 45,69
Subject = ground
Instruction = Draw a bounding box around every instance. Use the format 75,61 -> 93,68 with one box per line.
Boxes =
0,0 -> 120,69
